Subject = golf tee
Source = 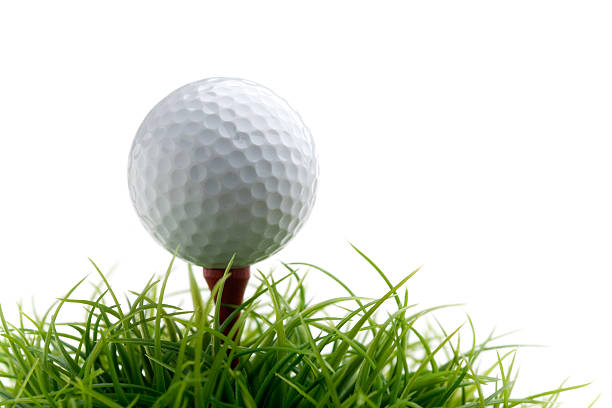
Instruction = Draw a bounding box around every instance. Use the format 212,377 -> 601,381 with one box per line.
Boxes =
203,266 -> 250,366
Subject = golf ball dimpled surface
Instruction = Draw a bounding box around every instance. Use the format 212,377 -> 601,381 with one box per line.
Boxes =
128,78 -> 318,268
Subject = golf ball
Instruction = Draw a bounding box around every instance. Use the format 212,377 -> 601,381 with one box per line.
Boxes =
128,78 -> 318,268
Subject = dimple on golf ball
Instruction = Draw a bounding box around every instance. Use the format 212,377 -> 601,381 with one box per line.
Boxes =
127,78 -> 318,268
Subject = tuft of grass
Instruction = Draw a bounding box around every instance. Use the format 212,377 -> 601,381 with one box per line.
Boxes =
0,249 -> 588,407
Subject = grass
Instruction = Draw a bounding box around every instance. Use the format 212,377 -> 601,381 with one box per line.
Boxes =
0,247 -> 590,407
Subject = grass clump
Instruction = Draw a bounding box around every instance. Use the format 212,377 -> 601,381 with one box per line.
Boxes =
0,249 -> 587,407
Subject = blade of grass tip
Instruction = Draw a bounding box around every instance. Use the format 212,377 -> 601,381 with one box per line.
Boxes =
586,394 -> 601,408
126,395 -> 141,408
518,382 -> 591,403
395,287 -> 411,386
465,357 -> 486,408
410,326 -> 438,373
466,314 -> 477,363
280,263 -> 308,309
16,303 -> 24,336
127,276 -> 158,384
89,259 -> 141,383
40,274 -> 88,407
236,269 -> 295,338
207,256 -> 236,356
222,300 -> 258,365
77,289 -> 109,378
243,271 -> 298,363
329,268 -> 420,369
259,272 -> 287,348
544,379 -> 568,407
289,262 -> 356,299
478,349 -> 517,384
503,355 -> 518,405
350,243 -> 406,309
289,262 -> 379,338
161,312 -> 195,388
447,323 -> 463,374
400,324 -> 463,399
496,351 -> 509,408
36,299 -> 58,341
212,254 -> 236,333
163,311 -> 180,343
89,259 -> 124,319
431,315 -> 452,352
297,314 -> 342,408
145,353 -> 177,373
258,271 -> 290,402
0,305 -> 32,385
354,312 -> 403,394
154,252 -> 178,392
188,265 -> 204,324
127,274 -> 159,314
6,319 -> 72,380
50,319 -> 81,376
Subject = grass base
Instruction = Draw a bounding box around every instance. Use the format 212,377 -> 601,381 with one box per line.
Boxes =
0,249 -> 589,407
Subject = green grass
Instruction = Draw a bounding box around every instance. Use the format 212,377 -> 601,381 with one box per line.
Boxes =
0,248 -> 589,407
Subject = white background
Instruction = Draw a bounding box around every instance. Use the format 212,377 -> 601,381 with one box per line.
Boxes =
1,1 -> 610,406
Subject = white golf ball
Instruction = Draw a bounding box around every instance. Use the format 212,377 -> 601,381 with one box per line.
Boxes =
128,78 -> 318,268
